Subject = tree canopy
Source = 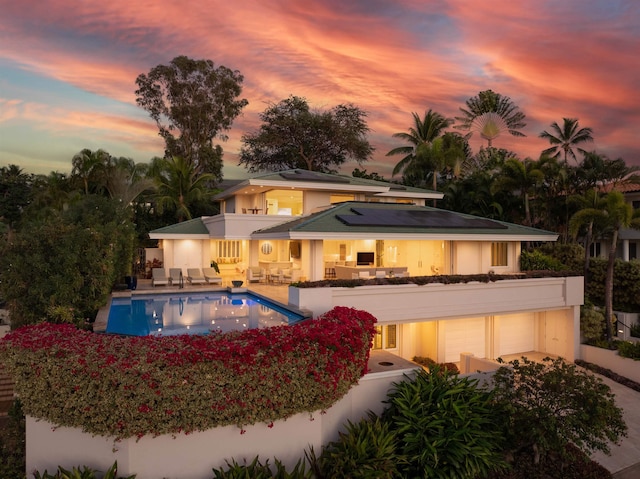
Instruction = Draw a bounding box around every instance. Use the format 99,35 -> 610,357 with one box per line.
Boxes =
239,96 -> 373,173
455,90 -> 527,146
135,55 -> 248,181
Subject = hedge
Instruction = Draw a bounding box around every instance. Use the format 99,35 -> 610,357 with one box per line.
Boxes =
0,306 -> 376,439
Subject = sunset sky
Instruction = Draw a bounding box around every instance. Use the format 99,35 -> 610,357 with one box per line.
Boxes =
1,0 -> 638,180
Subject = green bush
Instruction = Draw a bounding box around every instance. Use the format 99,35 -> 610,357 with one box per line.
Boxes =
581,302 -> 606,343
586,258 -> 640,312
211,456 -> 310,478
492,357 -> 627,467
538,242 -> 584,273
0,307 -> 376,439
33,461 -> 135,479
308,411 -> 404,478
616,341 -> 640,360
381,367 -> 506,478
0,399 -> 25,479
520,249 -> 566,271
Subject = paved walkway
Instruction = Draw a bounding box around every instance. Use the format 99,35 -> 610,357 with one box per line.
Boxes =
589,374 -> 640,477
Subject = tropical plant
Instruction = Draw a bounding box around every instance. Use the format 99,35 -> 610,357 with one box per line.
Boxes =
0,164 -> 33,237
492,157 -> 543,226
33,461 -> 135,479
570,190 -> 640,340
382,367 -> 506,478
455,90 -> 526,146
386,109 -> 453,182
308,411 -> 404,478
492,357 -> 627,466
239,95 -> 373,173
71,148 -> 110,195
135,55 -> 248,180
149,156 -> 216,221
0,399 -> 25,479
581,302 -> 607,344
0,307 -> 376,439
212,456 -> 310,479
539,118 -> 593,165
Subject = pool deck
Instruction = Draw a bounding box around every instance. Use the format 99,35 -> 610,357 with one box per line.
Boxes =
94,278 -> 297,333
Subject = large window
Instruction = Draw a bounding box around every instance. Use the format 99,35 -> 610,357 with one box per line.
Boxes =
373,324 -> 397,350
491,242 -> 508,267
217,240 -> 242,261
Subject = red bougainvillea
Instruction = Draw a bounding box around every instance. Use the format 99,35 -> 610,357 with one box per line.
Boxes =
0,306 -> 376,439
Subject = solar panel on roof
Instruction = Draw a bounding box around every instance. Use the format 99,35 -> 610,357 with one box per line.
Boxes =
279,170 -> 350,183
336,207 -> 508,229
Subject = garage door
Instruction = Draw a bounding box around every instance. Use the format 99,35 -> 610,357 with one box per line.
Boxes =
444,317 -> 485,363
498,313 -> 535,355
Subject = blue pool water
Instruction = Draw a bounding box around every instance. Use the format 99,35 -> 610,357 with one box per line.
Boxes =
106,292 -> 307,336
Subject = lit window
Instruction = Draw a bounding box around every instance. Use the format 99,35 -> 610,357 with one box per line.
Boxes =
373,324 -> 397,350
491,242 -> 508,267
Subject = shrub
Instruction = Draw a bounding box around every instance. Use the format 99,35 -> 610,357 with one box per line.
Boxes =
0,307 -> 376,439
411,356 -> 459,373
581,302 -> 606,343
520,249 -> 566,271
0,399 -> 25,479
616,341 -> 640,360
33,461 -> 135,479
211,456 -> 310,478
492,357 -> 627,467
381,367 -> 506,478
308,411 -> 404,478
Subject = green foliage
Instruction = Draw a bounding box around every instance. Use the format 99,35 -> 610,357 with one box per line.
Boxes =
212,456 -> 310,478
586,258 -> 640,311
0,196 -> 135,328
0,307 -> 376,439
33,461 -> 135,479
309,411 -> 404,478
0,399 -> 25,479
616,341 -> 640,360
537,242 -> 584,273
239,95 -> 373,173
520,249 -> 565,271
491,357 -> 627,466
0,164 -> 33,232
581,302 -> 606,343
135,55 -> 248,181
382,367 -> 506,478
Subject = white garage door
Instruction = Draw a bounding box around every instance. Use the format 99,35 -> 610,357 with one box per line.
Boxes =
444,317 -> 485,363
499,313 -> 535,355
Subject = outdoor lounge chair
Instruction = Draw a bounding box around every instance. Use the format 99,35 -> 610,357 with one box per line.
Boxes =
169,268 -> 183,286
202,267 -> 223,285
247,267 -> 265,283
186,268 -> 206,285
151,268 -> 169,287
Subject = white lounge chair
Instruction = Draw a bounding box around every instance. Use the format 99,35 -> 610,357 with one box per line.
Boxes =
202,267 -> 223,285
169,268 -> 183,286
247,267 -> 265,283
280,268 -> 302,283
186,268 -> 206,285
152,268 -> 169,287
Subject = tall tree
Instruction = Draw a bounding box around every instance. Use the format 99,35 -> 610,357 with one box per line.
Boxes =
71,148 -> 110,195
150,156 -> 215,222
240,96 -> 373,173
492,158 -> 543,227
455,90 -> 527,146
0,165 -> 33,237
570,191 -> 640,341
386,109 -> 453,181
539,118 -> 593,165
135,56 -> 248,181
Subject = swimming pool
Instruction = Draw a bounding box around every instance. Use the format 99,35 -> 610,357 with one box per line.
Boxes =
105,291 -> 308,336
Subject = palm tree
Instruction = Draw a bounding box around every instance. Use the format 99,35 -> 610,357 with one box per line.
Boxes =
386,110 -> 453,181
71,148 -> 110,195
570,191 -> 640,342
102,156 -> 154,206
492,158 -> 543,227
568,189 -> 606,292
150,156 -> 215,222
455,90 -> 526,146
539,118 -> 593,165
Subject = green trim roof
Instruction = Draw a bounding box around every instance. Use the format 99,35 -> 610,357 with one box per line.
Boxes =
252,202 -> 559,239
150,217 -> 209,236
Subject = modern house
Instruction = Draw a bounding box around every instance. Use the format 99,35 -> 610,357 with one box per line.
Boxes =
150,169 -> 583,364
